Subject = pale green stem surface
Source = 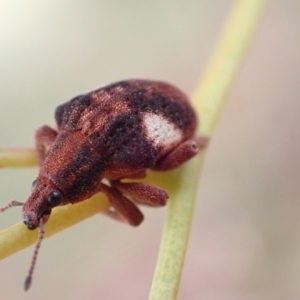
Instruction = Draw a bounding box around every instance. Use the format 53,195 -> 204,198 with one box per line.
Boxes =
148,1 -> 270,299
0,149 -> 37,168
0,194 -> 110,260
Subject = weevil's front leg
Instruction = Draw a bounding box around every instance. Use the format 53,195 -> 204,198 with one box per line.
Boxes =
100,183 -> 144,226
152,136 -> 208,171
110,181 -> 168,207
35,125 -> 58,165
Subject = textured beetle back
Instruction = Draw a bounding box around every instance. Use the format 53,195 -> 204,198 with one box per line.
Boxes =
54,80 -> 197,169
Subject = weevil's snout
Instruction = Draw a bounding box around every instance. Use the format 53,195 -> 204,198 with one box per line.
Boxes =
22,178 -> 63,230
23,214 -> 38,230
24,221 -> 37,231
23,211 -> 50,230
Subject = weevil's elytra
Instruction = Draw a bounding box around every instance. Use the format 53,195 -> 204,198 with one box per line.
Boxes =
1,79 -> 206,290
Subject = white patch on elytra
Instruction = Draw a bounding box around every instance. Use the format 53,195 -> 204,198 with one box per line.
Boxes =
143,113 -> 182,150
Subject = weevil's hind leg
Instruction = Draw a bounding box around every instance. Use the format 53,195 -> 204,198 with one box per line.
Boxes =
100,183 -> 144,226
35,125 -> 58,165
110,181 -> 168,207
152,136 -> 208,171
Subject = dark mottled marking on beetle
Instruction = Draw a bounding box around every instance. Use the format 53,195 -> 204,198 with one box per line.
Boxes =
52,80 -> 197,171
90,112 -> 157,169
54,144 -> 106,201
128,89 -> 193,130
100,80 -> 197,137
55,94 -> 93,130
55,101 -> 69,128
41,131 -> 106,202
55,80 -> 197,139
50,80 -> 197,173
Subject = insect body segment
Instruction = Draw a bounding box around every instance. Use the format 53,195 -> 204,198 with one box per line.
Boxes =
29,80 -> 199,229
1,80 -> 205,290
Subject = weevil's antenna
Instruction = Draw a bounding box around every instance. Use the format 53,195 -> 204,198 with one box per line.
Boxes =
0,200 -> 24,212
24,218 -> 45,291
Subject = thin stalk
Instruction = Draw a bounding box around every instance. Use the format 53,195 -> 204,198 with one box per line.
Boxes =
0,149 -> 37,168
148,1 -> 270,299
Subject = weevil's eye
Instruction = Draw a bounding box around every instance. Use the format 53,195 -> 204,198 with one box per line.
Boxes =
31,179 -> 37,191
47,191 -> 62,208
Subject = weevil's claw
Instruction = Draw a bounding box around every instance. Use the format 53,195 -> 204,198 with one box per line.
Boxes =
195,135 -> 210,149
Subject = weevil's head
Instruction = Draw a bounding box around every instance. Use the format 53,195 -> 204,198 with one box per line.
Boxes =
22,177 -> 63,230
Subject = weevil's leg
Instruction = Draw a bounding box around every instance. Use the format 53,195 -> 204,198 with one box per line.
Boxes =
195,136 -> 209,149
100,183 -> 144,226
125,170 -> 147,179
152,137 -> 208,171
110,181 -> 168,207
102,207 -> 132,224
35,125 -> 58,165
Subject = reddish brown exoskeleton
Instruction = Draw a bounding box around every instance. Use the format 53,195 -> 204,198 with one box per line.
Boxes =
0,80 -> 206,290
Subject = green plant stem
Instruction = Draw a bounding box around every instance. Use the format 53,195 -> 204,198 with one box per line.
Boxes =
0,149 -> 37,168
148,1 -> 270,299
0,194 -> 110,260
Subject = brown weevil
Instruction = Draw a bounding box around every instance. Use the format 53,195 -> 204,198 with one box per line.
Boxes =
0,80 -> 206,290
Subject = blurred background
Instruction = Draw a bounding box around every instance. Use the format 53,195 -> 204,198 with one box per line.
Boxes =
0,1 -> 300,299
